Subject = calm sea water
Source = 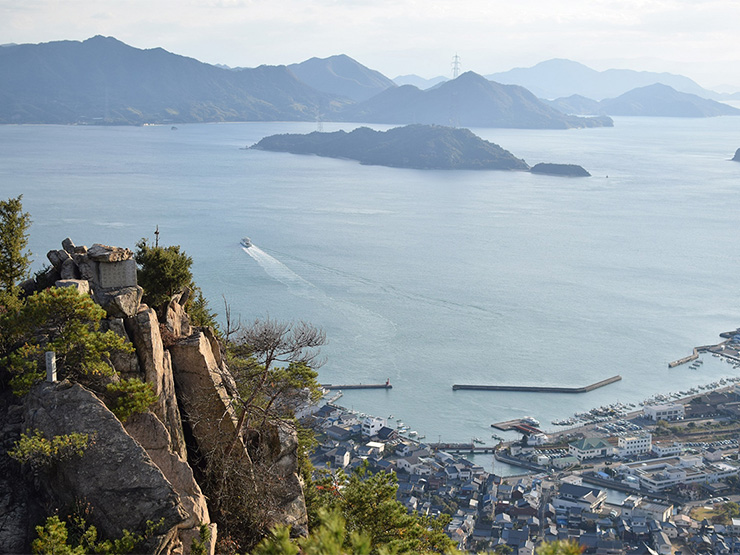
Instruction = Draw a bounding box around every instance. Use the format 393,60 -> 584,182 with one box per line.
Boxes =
2,118 -> 740,456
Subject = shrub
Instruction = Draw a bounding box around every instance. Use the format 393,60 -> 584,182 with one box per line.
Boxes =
9,429 -> 90,469
106,378 -> 158,422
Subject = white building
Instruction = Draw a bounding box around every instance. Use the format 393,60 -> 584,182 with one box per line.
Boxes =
361,416 -> 386,436
652,441 -> 684,457
568,437 -> 613,461
621,456 -> 740,492
643,403 -> 684,421
618,432 -> 652,458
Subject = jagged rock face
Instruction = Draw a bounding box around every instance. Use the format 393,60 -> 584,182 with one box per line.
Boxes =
165,296 -> 192,339
170,331 -> 308,535
169,331 -> 240,458
127,308 -> 187,460
22,382 -> 188,550
124,412 -> 211,531
103,317 -> 141,378
0,396 -> 34,554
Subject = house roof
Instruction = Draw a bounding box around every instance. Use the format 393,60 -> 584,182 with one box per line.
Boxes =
570,437 -> 611,451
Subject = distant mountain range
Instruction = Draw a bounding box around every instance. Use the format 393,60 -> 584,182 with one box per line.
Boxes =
545,83 -> 740,117
1,37 -> 736,127
486,59 -> 724,100
338,72 -> 612,129
287,55 -> 396,102
0,36 -> 345,124
251,124 -> 530,170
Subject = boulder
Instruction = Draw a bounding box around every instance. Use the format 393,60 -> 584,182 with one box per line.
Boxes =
87,243 -> 133,263
61,237 -> 76,254
22,382 -> 188,550
94,285 -> 143,318
46,248 -> 71,271
126,308 -> 187,459
76,256 -> 98,284
54,279 -> 91,295
60,257 -> 80,280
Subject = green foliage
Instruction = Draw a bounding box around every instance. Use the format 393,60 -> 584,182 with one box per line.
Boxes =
106,378 -> 158,422
187,287 -> 218,328
308,465 -> 454,555
190,523 -> 212,555
134,239 -> 193,307
0,195 -> 32,294
31,513 -> 149,555
536,539 -> 584,555
9,429 -> 90,469
3,286 -> 133,395
253,510 -> 372,555
32,515 -> 85,555
713,501 -> 740,524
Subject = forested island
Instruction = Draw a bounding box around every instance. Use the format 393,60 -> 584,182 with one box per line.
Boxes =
251,125 -> 591,176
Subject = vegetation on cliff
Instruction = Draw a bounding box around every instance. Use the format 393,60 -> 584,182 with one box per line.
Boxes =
252,124 -> 530,170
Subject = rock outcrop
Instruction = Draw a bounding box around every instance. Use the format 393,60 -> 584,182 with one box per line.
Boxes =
2,238 -> 309,554
22,381 -> 189,553
733,148 -> 740,161
127,307 -> 187,460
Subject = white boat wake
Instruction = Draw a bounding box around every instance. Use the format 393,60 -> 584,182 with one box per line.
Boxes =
242,245 -> 316,296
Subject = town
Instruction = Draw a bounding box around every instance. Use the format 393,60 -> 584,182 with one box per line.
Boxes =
303,338 -> 740,554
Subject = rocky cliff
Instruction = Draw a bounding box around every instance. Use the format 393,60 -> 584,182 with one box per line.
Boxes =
1,238 -> 307,554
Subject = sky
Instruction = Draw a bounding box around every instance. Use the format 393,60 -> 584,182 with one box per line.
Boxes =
2,0 -> 740,90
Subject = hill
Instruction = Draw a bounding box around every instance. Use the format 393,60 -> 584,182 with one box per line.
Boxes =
287,54 -> 396,102
598,84 -> 740,117
251,124 -> 530,170
337,72 -> 613,129
0,36 -> 347,124
546,84 -> 740,117
487,58 -> 720,100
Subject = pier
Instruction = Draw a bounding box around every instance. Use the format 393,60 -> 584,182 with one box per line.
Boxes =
452,375 -> 622,394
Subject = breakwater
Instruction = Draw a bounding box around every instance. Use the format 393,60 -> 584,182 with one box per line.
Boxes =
322,383 -> 392,390
451,375 -> 622,393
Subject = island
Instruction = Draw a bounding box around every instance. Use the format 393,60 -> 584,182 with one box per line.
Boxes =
251,124 -> 530,170
733,148 -> 740,161
530,163 -> 591,177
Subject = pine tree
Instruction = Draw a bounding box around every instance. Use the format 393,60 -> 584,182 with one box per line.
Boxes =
0,195 -> 32,295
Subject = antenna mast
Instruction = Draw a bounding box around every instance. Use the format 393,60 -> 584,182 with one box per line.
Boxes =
451,53 -> 461,79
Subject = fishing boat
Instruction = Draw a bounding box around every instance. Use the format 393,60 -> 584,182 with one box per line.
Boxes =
241,237 -> 252,248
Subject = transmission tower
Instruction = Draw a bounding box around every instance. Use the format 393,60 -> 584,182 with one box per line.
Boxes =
451,53 -> 461,79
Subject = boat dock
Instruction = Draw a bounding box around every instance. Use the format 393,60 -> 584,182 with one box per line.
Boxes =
491,419 -> 544,434
452,375 -> 622,394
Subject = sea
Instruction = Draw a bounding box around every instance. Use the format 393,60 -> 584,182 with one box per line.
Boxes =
2,117 -> 740,474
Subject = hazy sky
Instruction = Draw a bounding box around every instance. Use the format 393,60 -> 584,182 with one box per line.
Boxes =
3,0 -> 740,89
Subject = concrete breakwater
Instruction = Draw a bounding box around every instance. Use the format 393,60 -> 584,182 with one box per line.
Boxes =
322,383 -> 392,390
451,374 -> 622,393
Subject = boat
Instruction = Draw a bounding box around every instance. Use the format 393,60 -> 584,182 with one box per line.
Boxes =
241,237 -> 252,248
521,416 -> 541,427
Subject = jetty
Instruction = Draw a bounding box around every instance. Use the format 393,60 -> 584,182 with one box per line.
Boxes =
428,442 -> 497,454
451,375 -> 621,393
322,379 -> 392,391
